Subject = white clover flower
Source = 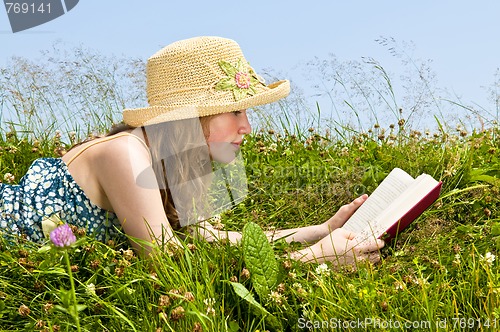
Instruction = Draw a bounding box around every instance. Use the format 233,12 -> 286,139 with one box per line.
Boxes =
210,215 -> 221,223
269,290 -> 286,305
86,283 -> 96,296
453,253 -> 461,265
416,276 -> 430,287
120,248 -> 135,260
394,281 -> 405,291
300,304 -> 313,321
315,263 -> 331,277
203,298 -> 215,306
204,298 -> 216,316
209,214 -> 225,230
207,307 -> 215,316
3,173 -> 15,183
480,252 -> 496,267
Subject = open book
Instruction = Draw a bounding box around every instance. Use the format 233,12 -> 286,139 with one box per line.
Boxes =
342,168 -> 442,244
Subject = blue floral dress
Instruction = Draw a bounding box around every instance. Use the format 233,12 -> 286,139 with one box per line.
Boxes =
0,158 -> 126,243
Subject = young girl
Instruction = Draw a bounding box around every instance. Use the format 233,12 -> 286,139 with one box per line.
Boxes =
0,36 -> 384,265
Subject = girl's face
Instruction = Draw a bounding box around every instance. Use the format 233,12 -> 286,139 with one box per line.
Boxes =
206,110 -> 252,163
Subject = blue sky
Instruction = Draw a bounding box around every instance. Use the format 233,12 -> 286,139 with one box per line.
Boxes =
1,1 -> 499,123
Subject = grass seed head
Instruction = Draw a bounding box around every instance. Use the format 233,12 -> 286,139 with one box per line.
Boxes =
240,268 -> 250,280
170,306 -> 185,321
43,302 -> 54,313
158,294 -> 171,309
184,291 -> 195,302
18,304 -> 30,317
192,322 -> 203,332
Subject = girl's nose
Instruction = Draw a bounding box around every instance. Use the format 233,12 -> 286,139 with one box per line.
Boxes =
238,110 -> 252,134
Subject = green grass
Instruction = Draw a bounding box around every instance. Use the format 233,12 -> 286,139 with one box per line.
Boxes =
1,120 -> 500,331
2,47 -> 500,331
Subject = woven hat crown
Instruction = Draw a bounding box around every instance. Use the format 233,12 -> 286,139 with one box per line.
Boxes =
148,36 -> 246,107
123,36 -> 290,126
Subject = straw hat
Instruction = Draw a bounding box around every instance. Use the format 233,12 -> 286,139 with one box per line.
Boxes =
122,36 -> 290,126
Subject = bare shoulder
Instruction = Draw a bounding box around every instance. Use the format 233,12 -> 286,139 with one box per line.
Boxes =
96,133 -> 152,167
92,132 -> 158,200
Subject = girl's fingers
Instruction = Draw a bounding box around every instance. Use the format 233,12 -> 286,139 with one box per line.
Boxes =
368,252 -> 381,263
333,195 -> 368,220
359,239 -> 385,251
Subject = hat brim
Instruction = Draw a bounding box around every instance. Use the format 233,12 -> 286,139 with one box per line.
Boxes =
122,80 -> 290,127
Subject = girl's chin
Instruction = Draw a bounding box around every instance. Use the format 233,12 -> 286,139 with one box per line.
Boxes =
211,152 -> 237,164
208,143 -> 240,163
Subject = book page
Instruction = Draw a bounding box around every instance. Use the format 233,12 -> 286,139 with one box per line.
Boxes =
352,173 -> 440,243
342,168 -> 415,234
363,174 -> 439,232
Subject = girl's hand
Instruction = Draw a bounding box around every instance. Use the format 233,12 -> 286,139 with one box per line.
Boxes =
322,194 -> 368,232
295,228 -> 384,266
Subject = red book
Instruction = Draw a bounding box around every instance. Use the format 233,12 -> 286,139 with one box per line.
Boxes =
342,168 -> 442,244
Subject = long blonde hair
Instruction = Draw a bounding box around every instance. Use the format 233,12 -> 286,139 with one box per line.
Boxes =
106,116 -> 214,230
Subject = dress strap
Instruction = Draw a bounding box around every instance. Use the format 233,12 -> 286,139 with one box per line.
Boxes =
141,127 -> 151,147
66,132 -> 151,166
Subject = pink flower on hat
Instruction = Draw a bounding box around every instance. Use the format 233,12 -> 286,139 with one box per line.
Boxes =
234,72 -> 251,89
215,58 -> 265,101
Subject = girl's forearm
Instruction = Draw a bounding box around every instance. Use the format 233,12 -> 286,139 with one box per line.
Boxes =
192,221 -> 330,263
190,222 -> 243,244
264,223 -> 329,243
193,221 -> 329,245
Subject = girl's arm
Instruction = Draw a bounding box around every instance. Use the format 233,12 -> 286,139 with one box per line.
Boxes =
192,194 -> 369,244
191,195 -> 384,265
96,136 -> 181,254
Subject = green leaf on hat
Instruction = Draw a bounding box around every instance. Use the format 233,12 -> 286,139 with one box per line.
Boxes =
233,88 -> 247,101
219,60 -> 238,76
215,77 -> 236,91
215,59 -> 266,102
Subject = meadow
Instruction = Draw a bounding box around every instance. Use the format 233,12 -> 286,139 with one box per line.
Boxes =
1,45 -> 500,331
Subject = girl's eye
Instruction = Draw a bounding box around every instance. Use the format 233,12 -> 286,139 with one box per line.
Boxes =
233,111 -> 242,115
